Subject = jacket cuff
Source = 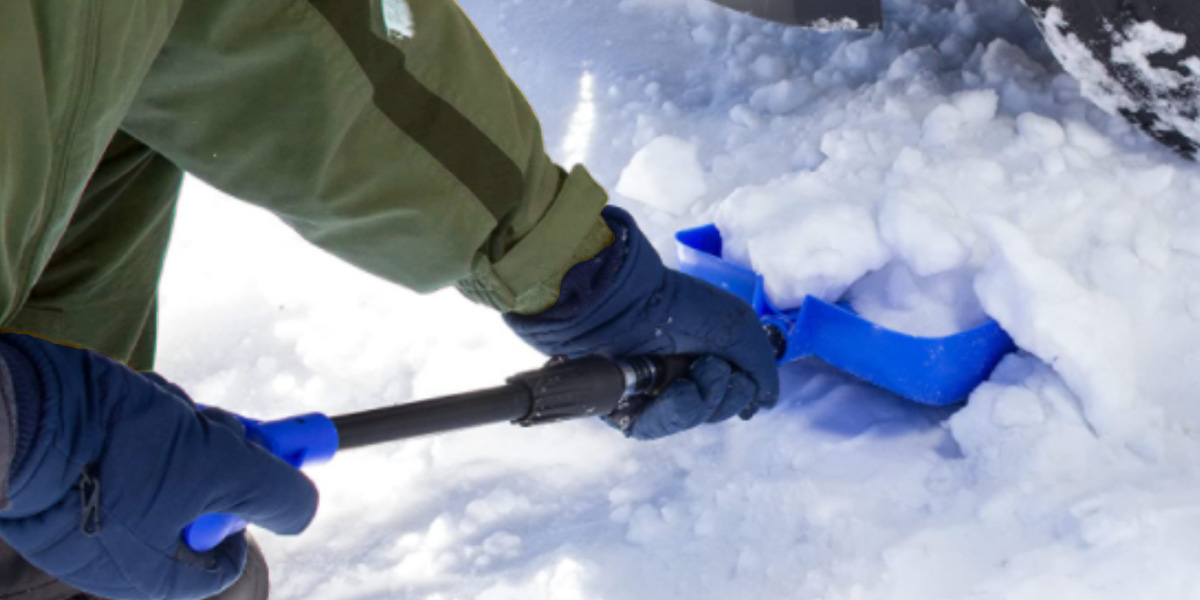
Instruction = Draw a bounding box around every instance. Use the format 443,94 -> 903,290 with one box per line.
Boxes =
0,337 -> 42,512
501,205 -> 666,358
456,165 -> 615,314
515,207 -> 630,322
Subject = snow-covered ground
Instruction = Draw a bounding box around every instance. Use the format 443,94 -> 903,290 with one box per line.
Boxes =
159,0 -> 1200,598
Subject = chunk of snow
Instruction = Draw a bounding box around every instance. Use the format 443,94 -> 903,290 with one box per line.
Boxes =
615,136 -> 708,214
729,104 -> 763,128
717,183 -> 890,306
974,216 -> 1138,436
749,80 -> 811,115
1016,112 -> 1066,148
953,89 -> 1000,122
878,192 -> 969,277
751,54 -> 787,81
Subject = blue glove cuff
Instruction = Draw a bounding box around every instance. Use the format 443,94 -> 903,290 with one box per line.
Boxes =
506,206 -> 671,359
530,206 -> 630,322
0,337 -> 45,486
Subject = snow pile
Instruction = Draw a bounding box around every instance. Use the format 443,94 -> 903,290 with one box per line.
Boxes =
158,0 -> 1200,598
695,9 -> 1192,438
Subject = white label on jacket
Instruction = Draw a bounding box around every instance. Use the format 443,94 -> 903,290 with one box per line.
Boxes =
382,0 -> 414,41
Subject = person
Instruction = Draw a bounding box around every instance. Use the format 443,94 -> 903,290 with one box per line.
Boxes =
0,1 -> 779,599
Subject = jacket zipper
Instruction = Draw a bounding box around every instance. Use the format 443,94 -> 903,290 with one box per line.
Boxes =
79,464 -> 102,536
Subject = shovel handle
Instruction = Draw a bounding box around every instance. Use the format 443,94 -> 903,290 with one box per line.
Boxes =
182,354 -> 693,552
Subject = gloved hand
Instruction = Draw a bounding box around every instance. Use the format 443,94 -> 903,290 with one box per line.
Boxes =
506,207 -> 779,440
0,333 -> 318,600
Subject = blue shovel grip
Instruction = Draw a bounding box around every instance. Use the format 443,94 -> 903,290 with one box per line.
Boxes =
183,412 -> 339,552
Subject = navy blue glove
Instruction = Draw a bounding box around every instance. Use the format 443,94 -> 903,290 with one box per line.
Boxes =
506,207 -> 779,440
0,333 -> 318,600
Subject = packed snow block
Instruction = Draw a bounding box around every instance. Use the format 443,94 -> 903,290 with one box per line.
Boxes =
877,192 -> 970,278
716,179 -> 890,308
953,89 -> 1001,123
749,79 -> 813,115
1025,0 -> 1200,157
1016,113 -> 1067,149
923,104 -> 968,146
717,172 -> 885,307
974,216 -> 1139,437
751,54 -> 788,81
948,354 -> 1105,485
616,136 -> 708,215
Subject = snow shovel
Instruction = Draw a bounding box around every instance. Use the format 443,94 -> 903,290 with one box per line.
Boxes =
705,0 -> 883,29
184,225 -> 1012,551
676,224 -> 1016,406
183,354 -> 692,552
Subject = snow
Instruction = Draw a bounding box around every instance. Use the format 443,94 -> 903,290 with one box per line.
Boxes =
716,189 -> 892,306
158,0 -> 1200,598
974,215 -> 1141,438
615,136 -> 708,214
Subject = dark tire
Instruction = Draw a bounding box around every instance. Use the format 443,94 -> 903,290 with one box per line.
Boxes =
1024,0 -> 1200,157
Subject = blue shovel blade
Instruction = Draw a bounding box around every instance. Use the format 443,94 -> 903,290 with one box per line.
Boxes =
675,225 -> 1016,406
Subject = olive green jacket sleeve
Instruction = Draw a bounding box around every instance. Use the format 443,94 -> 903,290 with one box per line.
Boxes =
123,0 -> 612,313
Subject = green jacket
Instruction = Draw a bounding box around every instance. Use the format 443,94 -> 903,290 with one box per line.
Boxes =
0,0 -> 612,359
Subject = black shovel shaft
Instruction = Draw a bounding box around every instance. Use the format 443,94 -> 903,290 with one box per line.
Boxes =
331,354 -> 693,451
183,354 -> 693,554
331,384 -> 533,450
